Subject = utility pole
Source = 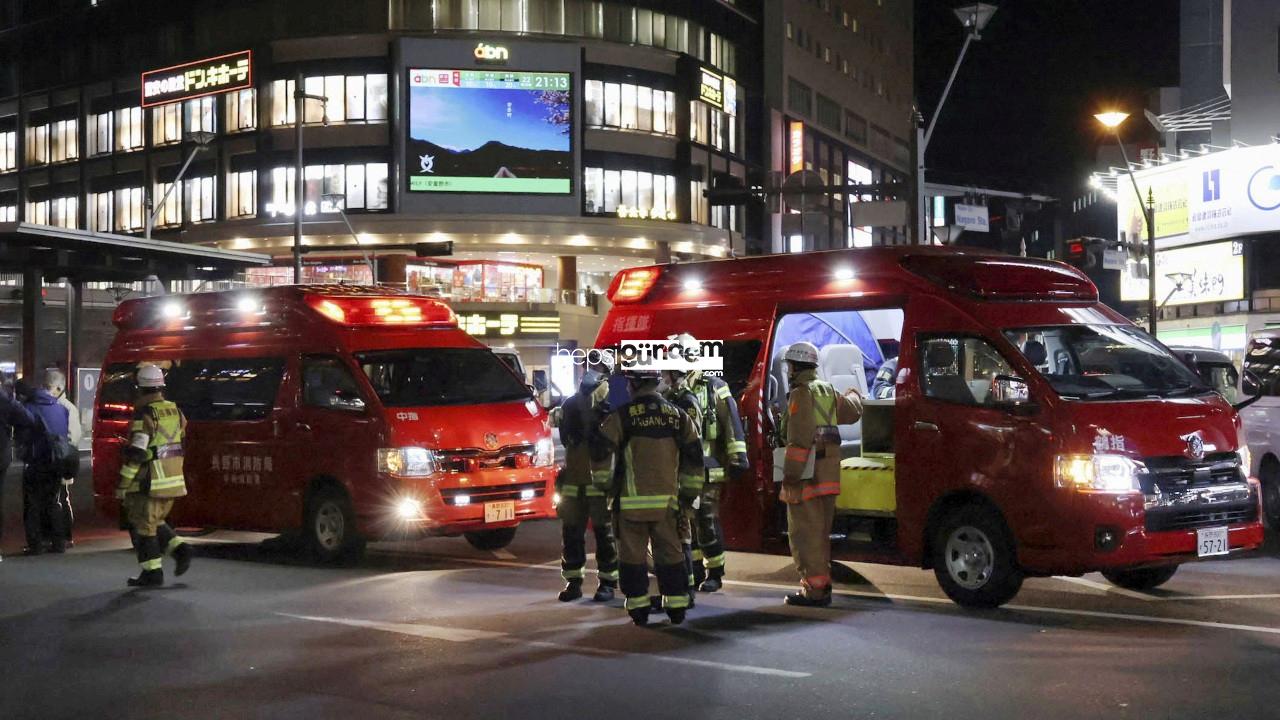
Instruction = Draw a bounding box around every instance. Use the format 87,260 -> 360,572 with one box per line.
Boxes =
293,74 -> 329,283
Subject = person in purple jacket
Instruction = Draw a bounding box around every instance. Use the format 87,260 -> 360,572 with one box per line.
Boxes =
1,379 -> 70,554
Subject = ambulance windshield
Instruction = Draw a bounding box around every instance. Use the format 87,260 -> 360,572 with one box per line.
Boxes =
357,348 -> 532,407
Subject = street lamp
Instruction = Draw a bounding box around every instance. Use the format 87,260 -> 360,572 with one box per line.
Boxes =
321,192 -> 376,283
1094,110 -> 1158,335
293,74 -> 330,283
916,2 -> 997,245
144,130 -> 216,240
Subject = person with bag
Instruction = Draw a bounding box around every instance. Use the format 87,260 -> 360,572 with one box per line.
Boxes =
44,369 -> 80,547
777,342 -> 863,607
0,379 -> 72,555
116,364 -> 192,587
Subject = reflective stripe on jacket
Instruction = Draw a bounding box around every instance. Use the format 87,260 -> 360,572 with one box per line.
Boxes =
781,369 -> 862,495
590,388 -> 704,520
119,396 -> 187,498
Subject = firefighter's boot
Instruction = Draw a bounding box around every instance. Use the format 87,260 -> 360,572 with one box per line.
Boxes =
558,579 -> 584,602
128,536 -> 164,588
699,566 -> 724,593
592,581 -> 616,602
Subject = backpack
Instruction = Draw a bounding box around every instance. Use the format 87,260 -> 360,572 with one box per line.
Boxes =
35,409 -> 78,480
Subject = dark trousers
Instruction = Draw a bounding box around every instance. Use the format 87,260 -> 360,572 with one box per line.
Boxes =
23,467 -> 64,550
694,484 -> 726,574
558,489 -> 619,585
0,460 -> 9,545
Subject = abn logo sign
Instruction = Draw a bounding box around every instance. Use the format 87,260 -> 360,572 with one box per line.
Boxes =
474,43 -> 509,64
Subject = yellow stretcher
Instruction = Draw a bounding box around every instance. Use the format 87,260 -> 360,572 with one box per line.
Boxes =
836,453 -> 896,515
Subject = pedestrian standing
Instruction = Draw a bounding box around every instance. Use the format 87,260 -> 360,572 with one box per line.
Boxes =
591,368 -> 704,626
778,342 -> 863,607
551,367 -> 619,602
1,379 -> 71,555
44,369 -> 80,547
117,364 -> 192,587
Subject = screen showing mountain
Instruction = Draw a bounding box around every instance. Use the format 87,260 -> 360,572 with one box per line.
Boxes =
407,69 -> 572,194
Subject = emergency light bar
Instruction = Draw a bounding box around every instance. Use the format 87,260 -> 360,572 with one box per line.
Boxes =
304,293 -> 457,326
607,266 -> 663,303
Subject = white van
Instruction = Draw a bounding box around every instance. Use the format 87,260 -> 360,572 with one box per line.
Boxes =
1240,330 -> 1280,526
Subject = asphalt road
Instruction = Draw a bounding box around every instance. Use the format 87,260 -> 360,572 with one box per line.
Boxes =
4,464 -> 1280,720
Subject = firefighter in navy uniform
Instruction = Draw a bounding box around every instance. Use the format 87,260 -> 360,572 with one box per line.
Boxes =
591,368 -> 704,626
661,368 -> 702,603
551,367 -> 619,602
778,342 -> 862,606
116,364 -> 193,587
667,339 -> 750,593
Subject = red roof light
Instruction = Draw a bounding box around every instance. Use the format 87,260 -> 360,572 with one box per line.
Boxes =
608,266 -> 662,303
304,294 -> 457,326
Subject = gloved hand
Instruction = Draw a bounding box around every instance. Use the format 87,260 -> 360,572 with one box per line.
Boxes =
779,483 -> 804,505
729,454 -> 750,473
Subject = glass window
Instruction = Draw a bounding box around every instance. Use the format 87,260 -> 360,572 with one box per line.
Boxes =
304,76 -> 326,123
479,0 -> 501,30
357,348 -> 532,407
366,74 -> 388,121
366,162 -> 388,209
270,79 -> 295,126
303,164 -> 323,215
50,119 -> 78,163
1244,337 -> 1280,397
25,124 -> 49,165
167,358 -> 285,422
0,205 -> 15,222
26,200 -> 48,225
603,81 -> 620,127
585,80 -> 603,126
268,166 -> 295,216
49,196 -> 78,229
346,75 -> 365,121
115,107 -> 144,151
636,87 -> 652,132
90,192 -> 112,231
154,181 -> 180,227
1004,325 -> 1209,401
788,77 -> 813,116
325,75 -> 346,122
0,130 -> 15,170
620,169 -> 637,207
584,166 -> 603,213
652,90 -> 666,134
227,169 -> 256,218
114,187 -> 144,231
186,175 -> 216,223
88,113 -> 112,156
226,89 -> 257,132
302,355 -> 367,412
620,83 -> 637,129
152,104 -> 181,145
184,97 -> 216,134
920,337 -> 1016,407
346,163 -> 366,210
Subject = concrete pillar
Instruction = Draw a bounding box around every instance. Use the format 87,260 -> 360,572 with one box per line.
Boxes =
654,241 -> 672,264
381,254 -> 408,287
64,279 -> 82,402
556,256 -> 578,293
21,267 -> 39,382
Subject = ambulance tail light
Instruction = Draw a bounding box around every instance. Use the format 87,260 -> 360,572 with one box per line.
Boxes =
304,294 -> 457,327
607,266 -> 662,303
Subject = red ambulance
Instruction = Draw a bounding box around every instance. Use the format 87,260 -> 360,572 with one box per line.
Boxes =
93,285 -> 556,561
596,247 -> 1264,607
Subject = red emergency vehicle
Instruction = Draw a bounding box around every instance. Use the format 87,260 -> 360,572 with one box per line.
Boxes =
596,247 -> 1264,607
93,285 -> 556,561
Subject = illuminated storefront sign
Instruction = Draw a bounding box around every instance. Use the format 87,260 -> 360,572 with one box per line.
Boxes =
459,312 -> 561,338
698,67 -> 724,110
617,205 -> 677,221
141,50 -> 252,107
1121,240 -> 1245,306
473,42 -> 510,64
789,121 -> 804,174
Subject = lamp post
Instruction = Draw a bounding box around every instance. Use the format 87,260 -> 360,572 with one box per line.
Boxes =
321,192 -> 376,283
144,130 -> 216,241
916,2 -> 997,245
1095,110 -> 1158,335
293,73 -> 330,283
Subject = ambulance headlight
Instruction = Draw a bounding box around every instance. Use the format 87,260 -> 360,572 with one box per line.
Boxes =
395,497 -> 424,520
533,437 -> 555,467
1238,445 -> 1252,475
1055,454 -> 1142,493
378,447 -> 437,477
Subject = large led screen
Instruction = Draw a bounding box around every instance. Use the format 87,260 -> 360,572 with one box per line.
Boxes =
407,69 -> 572,194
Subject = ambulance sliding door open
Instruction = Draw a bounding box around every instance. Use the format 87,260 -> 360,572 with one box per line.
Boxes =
769,307 -> 903,525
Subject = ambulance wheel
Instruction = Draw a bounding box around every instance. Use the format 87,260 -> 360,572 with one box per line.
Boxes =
305,487 -> 365,564
465,526 -> 518,551
932,504 -> 1023,608
1101,565 -> 1178,591
1260,457 -> 1280,529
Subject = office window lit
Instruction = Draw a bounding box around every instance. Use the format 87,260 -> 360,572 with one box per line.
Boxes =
270,74 -> 388,126
184,97 -> 216,134
227,169 -> 256,218
583,166 -> 677,219
152,103 -> 181,145
28,196 -> 78,229
115,187 -> 144,231
87,112 -> 112,156
90,192 -> 112,232
26,120 -> 78,165
0,131 -> 14,171
268,162 -> 388,216
186,176 -> 216,223
0,205 -> 14,222
115,107 -> 143,152
153,182 -> 180,227
225,89 -> 257,132
585,80 -> 676,135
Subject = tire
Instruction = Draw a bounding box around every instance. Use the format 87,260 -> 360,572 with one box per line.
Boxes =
465,526 -> 518,551
1101,565 -> 1178,591
931,504 -> 1024,608
1260,458 -> 1280,530
304,486 -> 366,564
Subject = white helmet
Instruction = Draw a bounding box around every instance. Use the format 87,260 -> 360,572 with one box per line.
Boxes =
136,364 -> 166,389
783,341 -> 819,365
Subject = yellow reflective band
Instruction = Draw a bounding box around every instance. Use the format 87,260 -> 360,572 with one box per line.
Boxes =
140,558 -> 163,571
704,553 -> 727,569
726,441 -> 747,455
620,495 -> 676,511
562,567 -> 585,580
714,385 -> 731,400
691,549 -> 704,561
662,594 -> 690,610
678,473 -> 704,489
166,537 -> 185,554
590,470 -> 612,486
584,486 -> 606,497
707,467 -> 725,482
597,569 -> 619,582
625,595 -> 652,610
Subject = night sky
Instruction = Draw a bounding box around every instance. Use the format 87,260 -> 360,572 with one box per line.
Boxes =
915,0 -> 1181,197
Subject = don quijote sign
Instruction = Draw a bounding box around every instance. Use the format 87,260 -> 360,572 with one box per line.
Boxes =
141,50 -> 253,108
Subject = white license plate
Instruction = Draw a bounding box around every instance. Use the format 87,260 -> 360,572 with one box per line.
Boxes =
1196,526 -> 1229,557
484,501 -> 516,524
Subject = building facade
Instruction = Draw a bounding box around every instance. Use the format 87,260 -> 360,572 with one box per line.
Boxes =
0,0 -> 762,390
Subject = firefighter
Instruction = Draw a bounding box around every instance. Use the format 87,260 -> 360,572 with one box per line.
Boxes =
778,341 -> 862,606
116,364 -> 192,588
660,367 -> 702,604
551,366 -> 619,602
666,334 -> 750,593
592,367 -> 704,626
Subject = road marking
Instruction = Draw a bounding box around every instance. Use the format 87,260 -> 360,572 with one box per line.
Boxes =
280,612 -> 811,679
375,551 -> 1280,638
490,549 -> 517,560
1152,593 -> 1280,602
1052,575 -> 1156,601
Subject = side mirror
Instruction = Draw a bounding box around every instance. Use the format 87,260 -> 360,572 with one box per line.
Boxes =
990,374 -> 1038,415
1234,369 -> 1264,411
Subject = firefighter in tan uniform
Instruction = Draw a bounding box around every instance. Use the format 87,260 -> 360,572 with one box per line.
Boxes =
116,364 -> 192,587
591,367 -> 704,626
778,342 -> 862,606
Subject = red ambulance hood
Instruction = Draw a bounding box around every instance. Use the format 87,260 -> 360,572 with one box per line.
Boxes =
384,399 -> 549,451
1057,393 -> 1242,459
